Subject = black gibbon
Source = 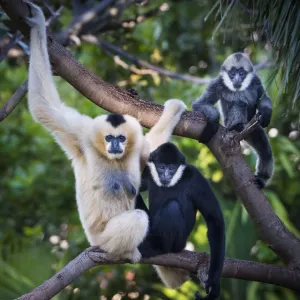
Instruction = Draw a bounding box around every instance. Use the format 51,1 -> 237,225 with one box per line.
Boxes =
192,52 -> 273,188
137,143 -> 225,299
26,3 -> 186,262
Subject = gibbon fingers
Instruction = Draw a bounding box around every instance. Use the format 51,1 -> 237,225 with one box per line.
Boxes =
26,3 -> 186,262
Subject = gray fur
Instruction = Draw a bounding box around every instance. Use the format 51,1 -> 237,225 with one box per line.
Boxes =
105,171 -> 136,197
192,53 -> 273,187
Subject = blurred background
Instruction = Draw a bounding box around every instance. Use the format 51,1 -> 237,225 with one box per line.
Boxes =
0,0 -> 299,299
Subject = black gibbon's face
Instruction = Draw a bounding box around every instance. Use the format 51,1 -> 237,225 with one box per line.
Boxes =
227,67 -> 247,89
155,163 -> 180,186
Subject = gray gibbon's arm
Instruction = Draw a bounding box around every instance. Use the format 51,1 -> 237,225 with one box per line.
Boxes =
192,79 -> 220,123
256,77 -> 272,128
27,6 -> 91,160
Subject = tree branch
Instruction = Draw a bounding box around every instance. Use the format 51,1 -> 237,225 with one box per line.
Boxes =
1,0 -> 300,268
19,247 -> 300,300
82,36 -> 211,85
0,79 -> 28,122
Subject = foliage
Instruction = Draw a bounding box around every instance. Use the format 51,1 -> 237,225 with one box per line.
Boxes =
0,1 -> 300,300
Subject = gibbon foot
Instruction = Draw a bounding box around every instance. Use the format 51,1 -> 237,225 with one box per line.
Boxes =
254,175 -> 265,189
229,122 -> 245,133
123,248 -> 142,264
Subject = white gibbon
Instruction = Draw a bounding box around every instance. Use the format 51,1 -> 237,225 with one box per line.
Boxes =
26,3 -> 186,262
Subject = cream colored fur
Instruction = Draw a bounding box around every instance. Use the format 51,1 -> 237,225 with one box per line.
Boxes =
27,4 -> 186,263
154,266 -> 190,289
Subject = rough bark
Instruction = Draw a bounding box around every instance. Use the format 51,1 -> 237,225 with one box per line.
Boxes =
18,247 -> 300,300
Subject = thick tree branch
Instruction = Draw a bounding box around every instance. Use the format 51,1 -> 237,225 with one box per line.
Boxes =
18,247 -> 300,300
0,79 -> 28,122
1,0 -> 300,268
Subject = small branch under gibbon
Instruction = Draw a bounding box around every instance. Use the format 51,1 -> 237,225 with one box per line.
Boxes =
0,79 -> 28,122
235,113 -> 261,142
18,247 -> 300,300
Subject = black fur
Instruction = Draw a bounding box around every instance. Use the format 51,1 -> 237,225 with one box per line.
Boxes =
137,143 -> 225,300
192,61 -> 273,188
149,142 -> 185,165
106,114 -> 126,127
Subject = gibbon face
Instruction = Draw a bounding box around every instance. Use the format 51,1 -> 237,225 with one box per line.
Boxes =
221,52 -> 254,92
92,114 -> 143,160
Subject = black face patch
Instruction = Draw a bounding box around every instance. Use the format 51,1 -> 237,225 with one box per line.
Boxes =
106,114 -> 126,128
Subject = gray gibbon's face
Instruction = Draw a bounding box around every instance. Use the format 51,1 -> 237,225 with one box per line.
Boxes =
221,52 -> 254,92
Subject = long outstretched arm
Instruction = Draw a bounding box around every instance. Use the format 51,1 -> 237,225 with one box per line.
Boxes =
145,99 -> 186,153
27,4 -> 91,159
192,174 -> 225,299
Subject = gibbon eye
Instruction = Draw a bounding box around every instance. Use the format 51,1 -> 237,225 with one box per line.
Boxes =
105,135 -> 113,142
239,69 -> 246,78
119,135 -> 126,142
158,164 -> 165,170
169,165 -> 175,171
229,69 -> 236,78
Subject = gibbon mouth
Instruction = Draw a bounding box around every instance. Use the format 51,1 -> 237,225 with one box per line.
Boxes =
233,83 -> 242,89
108,150 -> 123,154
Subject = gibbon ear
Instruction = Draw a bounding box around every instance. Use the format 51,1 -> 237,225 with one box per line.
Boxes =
149,152 -> 154,162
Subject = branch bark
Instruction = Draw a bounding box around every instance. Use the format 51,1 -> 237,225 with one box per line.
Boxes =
0,79 -> 28,122
18,247 -> 300,300
1,0 -> 300,294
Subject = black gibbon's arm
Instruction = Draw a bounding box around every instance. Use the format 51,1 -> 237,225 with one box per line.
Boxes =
191,175 -> 225,296
27,7 -> 91,160
256,77 -> 272,128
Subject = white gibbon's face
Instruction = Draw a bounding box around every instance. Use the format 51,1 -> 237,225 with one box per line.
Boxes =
92,114 -> 143,160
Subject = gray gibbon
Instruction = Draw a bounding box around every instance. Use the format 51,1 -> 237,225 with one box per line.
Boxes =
136,143 -> 225,300
26,3 -> 186,263
192,53 -> 273,188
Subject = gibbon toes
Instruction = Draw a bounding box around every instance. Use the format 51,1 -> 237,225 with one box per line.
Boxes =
130,248 -> 142,263
24,2 -> 45,28
164,99 -> 187,115
254,175 -> 266,189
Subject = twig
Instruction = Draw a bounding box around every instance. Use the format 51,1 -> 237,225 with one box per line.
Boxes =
81,35 -> 211,85
0,79 -> 28,122
18,247 -> 300,300
235,113 -> 261,142
45,5 -> 64,26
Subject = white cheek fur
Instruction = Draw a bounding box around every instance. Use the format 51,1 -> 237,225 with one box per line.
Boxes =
221,72 -> 236,91
240,73 -> 254,91
222,71 -> 254,92
147,162 -> 162,187
167,165 -> 186,187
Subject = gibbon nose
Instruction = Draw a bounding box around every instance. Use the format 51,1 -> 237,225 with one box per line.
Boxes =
233,81 -> 242,89
109,139 -> 123,154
